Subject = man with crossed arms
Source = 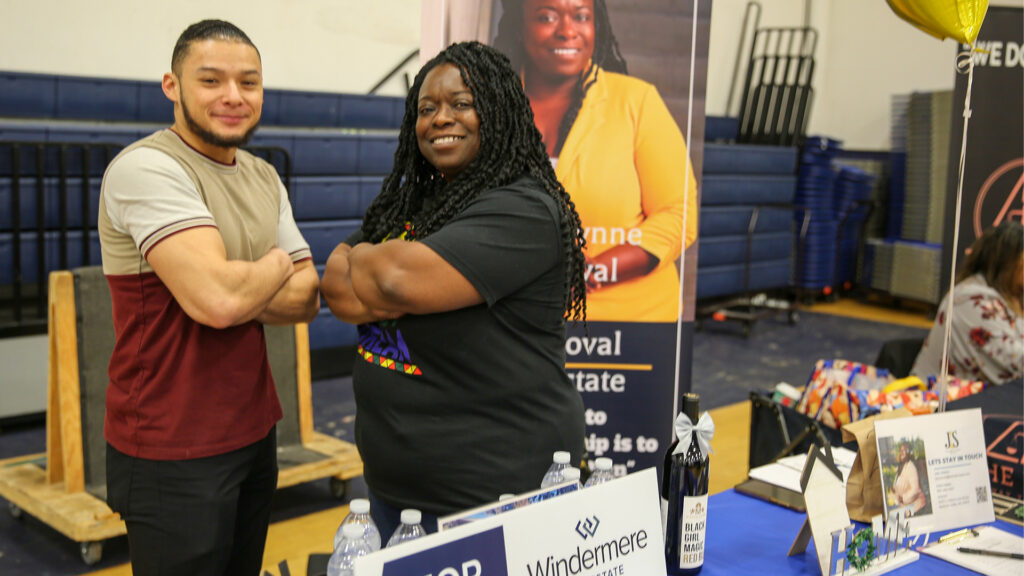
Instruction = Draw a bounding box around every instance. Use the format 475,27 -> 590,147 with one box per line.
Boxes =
98,20 -> 318,575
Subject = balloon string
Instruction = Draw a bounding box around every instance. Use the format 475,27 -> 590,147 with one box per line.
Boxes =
937,51 -> 975,413
672,0 -> 699,438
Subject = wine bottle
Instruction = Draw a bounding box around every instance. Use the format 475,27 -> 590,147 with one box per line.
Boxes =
664,393 -> 711,575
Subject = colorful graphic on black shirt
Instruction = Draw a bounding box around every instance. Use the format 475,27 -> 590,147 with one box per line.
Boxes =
355,223 -> 422,375
357,320 -> 422,375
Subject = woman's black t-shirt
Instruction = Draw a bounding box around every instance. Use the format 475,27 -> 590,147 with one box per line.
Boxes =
351,174 -> 586,515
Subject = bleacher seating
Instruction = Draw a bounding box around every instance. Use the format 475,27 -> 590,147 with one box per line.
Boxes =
0,70 -> 405,127
697,124 -> 799,301
0,71 -> 403,358
250,129 -> 397,175
289,175 -> 384,221
704,116 -> 740,143
0,79 -> 812,348
0,177 -> 102,229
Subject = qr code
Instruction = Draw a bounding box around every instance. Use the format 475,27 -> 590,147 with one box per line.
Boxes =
976,485 -> 989,503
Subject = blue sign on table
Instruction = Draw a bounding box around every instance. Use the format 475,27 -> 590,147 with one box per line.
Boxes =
382,527 -> 508,576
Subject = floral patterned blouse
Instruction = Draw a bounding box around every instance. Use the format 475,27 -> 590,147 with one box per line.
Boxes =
912,274 -> 1023,385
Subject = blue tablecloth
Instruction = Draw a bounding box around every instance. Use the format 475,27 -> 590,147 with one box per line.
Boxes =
701,489 -> 1023,575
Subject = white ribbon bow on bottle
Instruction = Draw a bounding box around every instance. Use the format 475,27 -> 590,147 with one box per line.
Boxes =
673,411 -> 715,460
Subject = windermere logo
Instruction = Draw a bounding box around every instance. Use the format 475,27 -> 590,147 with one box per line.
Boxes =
526,520 -> 649,576
575,516 -> 600,540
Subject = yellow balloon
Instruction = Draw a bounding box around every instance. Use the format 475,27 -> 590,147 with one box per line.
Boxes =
886,0 -> 989,46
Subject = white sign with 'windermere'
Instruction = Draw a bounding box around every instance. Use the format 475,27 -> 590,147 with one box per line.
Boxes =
354,467 -> 667,576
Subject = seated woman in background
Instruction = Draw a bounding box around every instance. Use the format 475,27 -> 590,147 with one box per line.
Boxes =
912,221 -> 1023,385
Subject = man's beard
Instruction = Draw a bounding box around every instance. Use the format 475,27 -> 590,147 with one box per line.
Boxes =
181,96 -> 259,149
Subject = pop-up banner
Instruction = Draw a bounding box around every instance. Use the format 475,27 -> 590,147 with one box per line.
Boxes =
423,0 -> 713,480
940,5 -> 1023,289
354,468 -> 666,575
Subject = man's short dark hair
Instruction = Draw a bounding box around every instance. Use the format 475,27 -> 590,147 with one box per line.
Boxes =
171,19 -> 260,75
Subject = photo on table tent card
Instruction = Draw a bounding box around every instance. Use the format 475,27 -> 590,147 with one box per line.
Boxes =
874,409 -> 994,535
878,434 -> 933,519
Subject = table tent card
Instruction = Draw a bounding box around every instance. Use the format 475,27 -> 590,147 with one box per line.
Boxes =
354,467 -> 666,576
789,445 -> 852,575
874,408 -> 994,535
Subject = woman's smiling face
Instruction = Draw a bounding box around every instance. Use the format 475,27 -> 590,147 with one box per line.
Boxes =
521,0 -> 596,81
415,63 -> 481,181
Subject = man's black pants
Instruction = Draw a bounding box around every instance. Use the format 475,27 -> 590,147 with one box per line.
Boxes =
106,427 -> 278,576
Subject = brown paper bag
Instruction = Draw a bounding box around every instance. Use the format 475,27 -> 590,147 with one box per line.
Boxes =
841,408 -> 912,522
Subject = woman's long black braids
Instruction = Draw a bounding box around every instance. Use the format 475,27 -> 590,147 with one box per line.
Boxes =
493,0 -> 628,156
360,41 -> 588,322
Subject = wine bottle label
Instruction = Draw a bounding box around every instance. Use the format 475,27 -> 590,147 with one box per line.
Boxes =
677,494 -> 708,569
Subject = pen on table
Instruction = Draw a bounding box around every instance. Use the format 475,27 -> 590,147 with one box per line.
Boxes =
957,547 -> 1024,560
939,528 -> 978,543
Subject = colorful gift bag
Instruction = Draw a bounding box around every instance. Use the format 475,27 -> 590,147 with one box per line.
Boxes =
795,360 -> 896,429
796,359 -> 988,429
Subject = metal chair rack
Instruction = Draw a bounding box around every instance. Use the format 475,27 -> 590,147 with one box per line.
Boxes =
736,26 -> 818,146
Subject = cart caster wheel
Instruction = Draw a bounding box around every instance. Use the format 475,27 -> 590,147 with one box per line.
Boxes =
694,319 -> 703,331
329,477 -> 349,500
742,324 -> 752,338
788,311 -> 799,325
80,541 -> 103,566
9,501 -> 23,519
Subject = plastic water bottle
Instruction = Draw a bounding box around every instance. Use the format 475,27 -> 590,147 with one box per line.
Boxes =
327,524 -> 371,576
334,498 -> 381,551
540,451 -> 571,488
386,509 -> 426,547
561,467 -> 582,489
584,457 -> 615,487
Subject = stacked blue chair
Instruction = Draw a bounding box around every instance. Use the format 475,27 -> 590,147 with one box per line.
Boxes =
793,136 -> 841,293
833,165 -> 875,288
0,71 -> 403,364
697,117 -> 798,302
886,152 -> 906,239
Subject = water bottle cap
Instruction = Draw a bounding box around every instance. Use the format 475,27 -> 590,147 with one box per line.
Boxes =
553,451 -> 571,464
342,524 -> 364,539
349,498 -> 370,514
401,509 -> 422,524
562,467 -> 581,481
595,457 -> 613,471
